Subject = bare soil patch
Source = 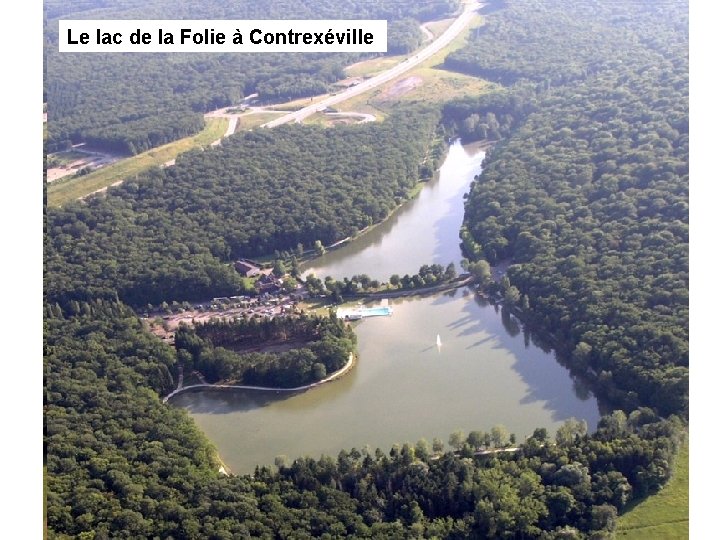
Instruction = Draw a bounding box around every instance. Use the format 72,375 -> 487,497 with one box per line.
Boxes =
377,76 -> 424,101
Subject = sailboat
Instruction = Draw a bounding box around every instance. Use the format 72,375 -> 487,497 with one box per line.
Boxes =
436,334 -> 442,348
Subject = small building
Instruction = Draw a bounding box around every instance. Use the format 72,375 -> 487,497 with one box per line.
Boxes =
234,259 -> 263,277
255,273 -> 282,294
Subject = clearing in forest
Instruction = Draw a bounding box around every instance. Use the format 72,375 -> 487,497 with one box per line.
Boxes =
616,442 -> 689,539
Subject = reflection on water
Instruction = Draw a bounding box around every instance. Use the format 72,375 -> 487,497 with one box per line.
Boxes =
176,388 -> 301,415
302,141 -> 488,281
172,289 -> 600,474
172,141 -> 600,474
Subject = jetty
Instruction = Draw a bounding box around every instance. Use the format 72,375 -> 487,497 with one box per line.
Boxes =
336,305 -> 393,320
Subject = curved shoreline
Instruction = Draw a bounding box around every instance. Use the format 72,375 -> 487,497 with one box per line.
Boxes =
163,352 -> 355,403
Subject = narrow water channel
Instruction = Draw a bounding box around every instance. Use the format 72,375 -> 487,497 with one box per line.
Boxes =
171,140 -> 600,473
302,141 -> 483,281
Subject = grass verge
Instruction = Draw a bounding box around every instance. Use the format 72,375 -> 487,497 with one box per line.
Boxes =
337,10 -> 493,116
47,118 -> 228,207
616,442 -> 689,539
236,111 -> 286,130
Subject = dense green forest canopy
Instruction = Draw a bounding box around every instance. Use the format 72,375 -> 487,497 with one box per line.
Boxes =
445,0 -> 687,86
45,305 -> 684,538
44,108 -> 441,306
454,0 -> 688,417
175,313 -> 356,387
43,0 -> 689,537
45,0 -> 459,153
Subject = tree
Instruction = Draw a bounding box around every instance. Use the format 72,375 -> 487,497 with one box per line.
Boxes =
590,504 -> 617,533
432,437 -> 444,454
504,285 -> 521,306
449,430 -> 465,451
290,257 -> 300,277
531,428 -> 548,442
467,430 -> 485,450
444,262 -> 457,280
282,276 -> 298,293
415,439 -> 430,462
571,342 -> 592,370
556,418 -> 588,447
597,410 -> 627,439
468,260 -> 492,286
312,363 -> 327,380
314,240 -> 326,256
490,425 -> 509,448
273,259 -> 287,277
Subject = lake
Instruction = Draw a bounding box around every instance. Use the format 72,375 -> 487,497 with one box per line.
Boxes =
171,140 -> 600,473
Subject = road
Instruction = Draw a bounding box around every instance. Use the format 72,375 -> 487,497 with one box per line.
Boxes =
262,1 -> 481,128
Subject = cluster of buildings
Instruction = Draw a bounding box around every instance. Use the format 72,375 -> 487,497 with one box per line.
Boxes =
233,259 -> 284,294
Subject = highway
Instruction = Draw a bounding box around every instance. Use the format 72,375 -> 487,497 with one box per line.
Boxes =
262,1 -> 481,128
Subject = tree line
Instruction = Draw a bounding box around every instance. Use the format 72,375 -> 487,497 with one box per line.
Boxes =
174,313 -> 356,386
456,0 -> 688,417
45,303 -> 684,538
43,0 -> 689,536
45,0 -> 459,154
305,263 -> 459,302
44,108 -> 441,307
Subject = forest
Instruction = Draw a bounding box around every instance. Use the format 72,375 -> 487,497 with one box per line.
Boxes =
44,0 -> 458,153
304,263 -> 459,303
44,107 -> 441,307
45,304 -> 684,538
174,313 -> 356,387
44,0 -> 689,537
444,0 -> 686,87
454,0 -> 688,418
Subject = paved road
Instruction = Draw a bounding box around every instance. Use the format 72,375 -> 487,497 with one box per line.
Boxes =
262,1 -> 481,128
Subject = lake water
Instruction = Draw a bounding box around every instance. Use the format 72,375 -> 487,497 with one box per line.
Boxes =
171,141 -> 600,473
301,141 -> 484,281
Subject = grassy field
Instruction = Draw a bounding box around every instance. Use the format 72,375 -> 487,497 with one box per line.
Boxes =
266,94 -> 330,111
616,442 -> 689,539
298,298 -> 333,317
236,111 -> 285,130
423,18 -> 454,39
337,11 -> 493,117
47,118 -> 228,207
344,54 -> 406,78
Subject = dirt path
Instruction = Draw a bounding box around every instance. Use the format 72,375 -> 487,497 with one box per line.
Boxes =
163,353 -> 354,403
210,116 -> 238,146
202,105 -> 291,145
420,23 -> 435,42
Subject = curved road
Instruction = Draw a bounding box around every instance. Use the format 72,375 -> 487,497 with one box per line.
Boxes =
262,1 -> 481,128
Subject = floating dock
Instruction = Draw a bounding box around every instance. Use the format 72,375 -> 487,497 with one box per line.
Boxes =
337,306 -> 393,320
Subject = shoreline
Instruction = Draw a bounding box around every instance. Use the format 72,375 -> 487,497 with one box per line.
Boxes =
163,352 -> 355,403
301,138 -> 486,273
346,275 -> 475,301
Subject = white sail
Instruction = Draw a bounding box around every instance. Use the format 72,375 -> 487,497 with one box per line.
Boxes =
436,334 -> 442,347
